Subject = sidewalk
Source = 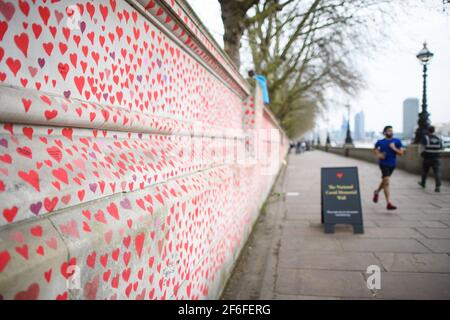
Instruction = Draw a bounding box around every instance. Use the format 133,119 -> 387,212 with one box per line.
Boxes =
221,150 -> 450,299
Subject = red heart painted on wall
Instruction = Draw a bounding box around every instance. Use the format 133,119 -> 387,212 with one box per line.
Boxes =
14,283 -> 40,300
0,250 -> 11,272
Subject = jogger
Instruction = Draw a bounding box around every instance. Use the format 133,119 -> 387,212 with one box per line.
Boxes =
373,126 -> 405,210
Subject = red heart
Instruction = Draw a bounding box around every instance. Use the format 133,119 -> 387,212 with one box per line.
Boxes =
16,146 -> 32,159
123,251 -> 131,266
60,257 -> 77,279
123,235 -> 131,248
32,23 -> 42,39
3,206 -> 18,223
15,245 -> 29,260
111,275 -> 120,289
0,250 -> 11,272
44,268 -> 52,282
36,246 -> 44,256
336,172 -> 344,179
6,57 -> 21,76
74,75 -> 85,94
122,268 -> 131,282
22,98 -> 31,112
86,251 -> 96,269
52,168 -> 68,184
62,128 -> 73,141
43,42 -> 53,56
111,248 -> 120,261
30,225 -> 42,237
56,292 -> 68,300
57,62 -> 69,80
94,210 -> 106,224
59,219 -> 79,238
18,170 -> 40,191
99,254 -> 108,269
38,6 -> 50,25
134,233 -> 145,258
44,109 -> 58,120
44,196 -> 59,212
84,276 -> 99,300
0,21 -> 8,41
47,146 -> 62,163
14,32 -> 29,57
22,126 -> 33,139
14,283 -> 40,300
107,203 -> 119,220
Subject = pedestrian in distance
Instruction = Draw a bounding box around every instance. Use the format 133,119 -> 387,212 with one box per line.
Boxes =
295,141 -> 301,154
418,126 -> 444,192
288,141 -> 295,154
372,126 -> 405,210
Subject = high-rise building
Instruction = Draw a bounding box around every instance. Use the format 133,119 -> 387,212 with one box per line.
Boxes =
340,115 -> 348,141
354,111 -> 365,141
403,98 -> 419,140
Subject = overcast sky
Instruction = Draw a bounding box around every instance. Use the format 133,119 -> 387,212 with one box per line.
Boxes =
187,0 -> 450,134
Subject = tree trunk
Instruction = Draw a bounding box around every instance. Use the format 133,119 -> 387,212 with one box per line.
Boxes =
218,0 -> 258,68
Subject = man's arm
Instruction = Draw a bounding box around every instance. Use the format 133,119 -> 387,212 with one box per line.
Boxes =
389,141 -> 405,156
373,143 -> 384,159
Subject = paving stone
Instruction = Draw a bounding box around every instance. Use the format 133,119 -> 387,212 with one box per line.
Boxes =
418,239 -> 450,253
280,236 -> 343,252
375,253 -> 450,273
339,238 -> 429,253
373,220 -> 425,228
416,228 -> 450,239
375,272 -> 450,299
276,268 -> 372,298
421,221 -> 449,228
361,227 -> 424,239
279,251 -> 380,271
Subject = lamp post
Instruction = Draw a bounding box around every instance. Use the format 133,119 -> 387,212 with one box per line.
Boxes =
344,104 -> 354,147
413,42 -> 434,144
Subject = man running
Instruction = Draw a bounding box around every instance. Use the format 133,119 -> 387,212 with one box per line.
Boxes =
373,126 -> 405,210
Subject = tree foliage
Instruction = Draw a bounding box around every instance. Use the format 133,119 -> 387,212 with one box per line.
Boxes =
219,0 -> 394,138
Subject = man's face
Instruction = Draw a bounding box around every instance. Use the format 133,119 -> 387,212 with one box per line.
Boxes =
385,128 -> 394,138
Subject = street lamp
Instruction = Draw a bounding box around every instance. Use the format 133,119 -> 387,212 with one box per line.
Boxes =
413,42 -> 434,144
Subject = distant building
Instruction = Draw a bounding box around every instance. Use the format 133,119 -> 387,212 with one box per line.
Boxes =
403,98 -> 419,141
340,115 -> 348,141
354,111 -> 365,141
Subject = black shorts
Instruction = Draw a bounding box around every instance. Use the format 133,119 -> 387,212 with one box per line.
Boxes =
379,165 -> 395,178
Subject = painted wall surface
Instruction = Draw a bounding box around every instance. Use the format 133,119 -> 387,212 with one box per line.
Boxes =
0,0 -> 288,299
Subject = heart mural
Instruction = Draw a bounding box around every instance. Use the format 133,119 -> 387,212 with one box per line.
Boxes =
0,0 -> 288,300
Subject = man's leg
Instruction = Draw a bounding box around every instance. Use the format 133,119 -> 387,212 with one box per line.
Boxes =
373,167 -> 386,203
383,169 -> 397,210
420,159 -> 431,187
382,176 -> 390,203
432,159 -> 442,192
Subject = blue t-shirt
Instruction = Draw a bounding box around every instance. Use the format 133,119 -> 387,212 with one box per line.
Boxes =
374,138 -> 403,167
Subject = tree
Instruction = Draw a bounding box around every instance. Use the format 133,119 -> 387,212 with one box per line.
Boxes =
218,0 -> 294,68
219,0 -> 393,138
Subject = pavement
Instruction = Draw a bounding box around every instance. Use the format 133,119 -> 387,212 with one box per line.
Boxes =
221,150 -> 450,300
